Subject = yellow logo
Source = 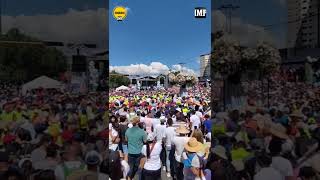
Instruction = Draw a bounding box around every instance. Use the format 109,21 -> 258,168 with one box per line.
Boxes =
113,6 -> 127,21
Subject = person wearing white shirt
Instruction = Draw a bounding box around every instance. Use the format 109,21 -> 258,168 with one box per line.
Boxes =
190,111 -> 201,130
254,153 -> 282,180
109,123 -> 119,151
140,133 -> 162,180
164,118 -> 176,178
196,111 -> 203,120
269,137 -> 294,180
154,117 -> 166,142
154,116 -> 167,170
172,125 -> 190,180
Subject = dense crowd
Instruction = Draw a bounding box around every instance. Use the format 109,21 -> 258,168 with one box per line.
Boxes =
0,83 -> 110,180
1,65 -> 320,180
109,73 -> 320,180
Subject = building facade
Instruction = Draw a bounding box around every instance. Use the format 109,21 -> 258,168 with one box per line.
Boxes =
199,54 -> 211,80
287,0 -> 320,48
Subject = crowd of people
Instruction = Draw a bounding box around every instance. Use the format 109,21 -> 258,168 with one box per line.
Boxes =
108,85 -> 211,180
109,72 -> 320,180
0,83 -> 110,180
1,65 -> 320,180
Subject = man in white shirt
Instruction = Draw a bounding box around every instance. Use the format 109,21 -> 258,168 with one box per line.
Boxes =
269,137 -> 294,180
164,118 -> 176,177
190,111 -> 201,130
154,116 -> 167,170
154,116 -> 166,142
172,125 -> 190,180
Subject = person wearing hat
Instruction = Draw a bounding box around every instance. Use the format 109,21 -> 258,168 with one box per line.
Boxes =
182,137 -> 204,180
207,145 -> 239,180
83,150 -> 108,180
125,117 -> 147,180
172,125 -> 190,180
140,133 -> 162,180
154,116 -> 166,143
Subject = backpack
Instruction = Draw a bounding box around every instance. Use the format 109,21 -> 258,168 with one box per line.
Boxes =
62,162 -> 86,179
183,152 -> 206,179
108,149 -> 122,180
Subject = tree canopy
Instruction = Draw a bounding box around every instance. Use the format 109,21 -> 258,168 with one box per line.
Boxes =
109,71 -> 130,88
0,28 -> 67,82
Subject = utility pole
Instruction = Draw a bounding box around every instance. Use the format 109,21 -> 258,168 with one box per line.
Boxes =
219,4 -> 240,34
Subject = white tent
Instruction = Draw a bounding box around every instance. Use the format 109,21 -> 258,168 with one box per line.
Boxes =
116,85 -> 129,91
22,76 -> 63,95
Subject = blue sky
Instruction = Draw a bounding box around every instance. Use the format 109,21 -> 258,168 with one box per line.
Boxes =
109,0 -> 211,71
1,0 -> 106,16
212,0 -> 287,48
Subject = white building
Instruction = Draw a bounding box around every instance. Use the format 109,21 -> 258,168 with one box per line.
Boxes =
200,54 -> 211,79
287,0 -> 320,48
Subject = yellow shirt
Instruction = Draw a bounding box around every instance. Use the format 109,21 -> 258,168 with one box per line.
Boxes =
0,112 -> 14,122
231,148 -> 251,161
79,114 -> 88,129
212,124 -> 226,136
13,111 -> 23,121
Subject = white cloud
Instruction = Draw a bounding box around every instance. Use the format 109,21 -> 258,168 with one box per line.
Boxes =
212,10 -> 280,48
110,62 -> 198,76
2,8 -> 108,48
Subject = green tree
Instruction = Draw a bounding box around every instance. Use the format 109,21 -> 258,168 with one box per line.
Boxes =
0,28 -> 67,82
109,71 -> 130,88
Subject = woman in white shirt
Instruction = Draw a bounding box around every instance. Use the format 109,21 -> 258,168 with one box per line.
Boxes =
109,123 -> 120,151
140,132 -> 162,180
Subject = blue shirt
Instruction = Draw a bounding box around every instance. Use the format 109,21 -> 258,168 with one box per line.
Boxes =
204,119 -> 213,133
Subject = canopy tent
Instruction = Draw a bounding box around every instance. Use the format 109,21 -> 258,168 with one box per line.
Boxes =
22,76 -> 63,95
116,85 -> 129,91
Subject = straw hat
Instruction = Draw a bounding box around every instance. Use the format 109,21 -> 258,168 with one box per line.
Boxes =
289,110 -> 304,119
184,137 -> 203,153
175,125 -> 190,134
253,114 -> 272,129
212,145 -> 227,160
269,123 -> 289,139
